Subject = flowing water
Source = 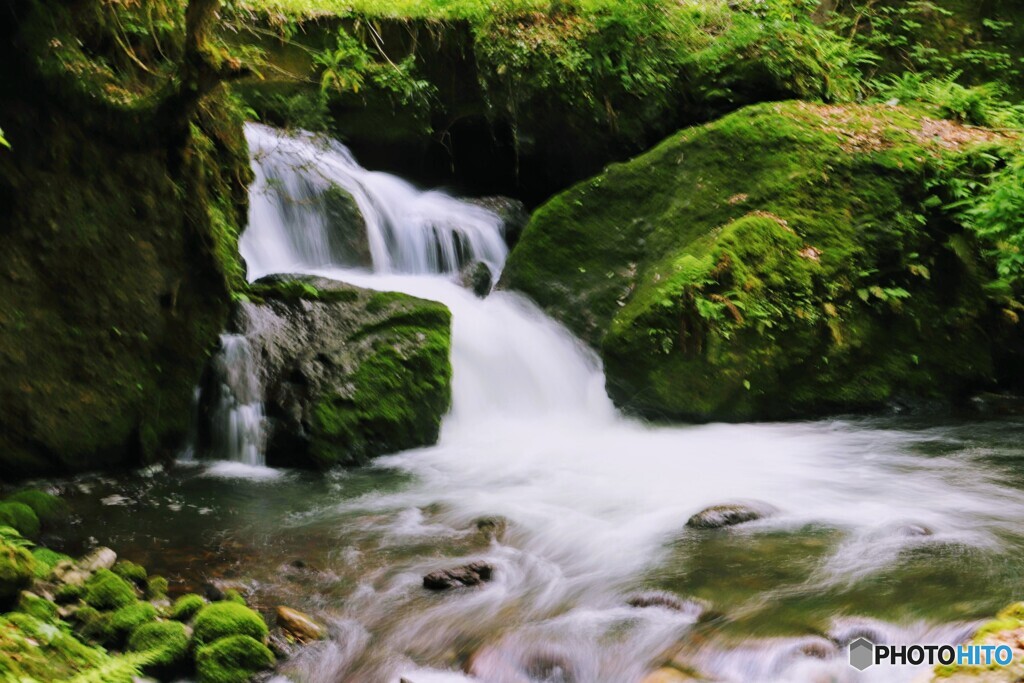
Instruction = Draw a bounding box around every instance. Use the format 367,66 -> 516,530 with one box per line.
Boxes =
42,124 -> 1024,682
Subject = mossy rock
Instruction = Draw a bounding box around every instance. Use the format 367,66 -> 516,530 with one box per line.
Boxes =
223,276 -> 453,469
0,1 -> 253,478
83,569 -> 137,610
195,634 -> 276,683
145,575 -> 169,599
0,542 -> 35,604
0,503 -> 40,539
30,547 -> 71,578
15,592 -> 59,625
171,593 -> 206,622
128,620 -> 190,671
109,601 -> 158,640
503,101 -> 1019,420
111,560 -> 148,587
192,601 -> 269,646
4,490 -> 67,525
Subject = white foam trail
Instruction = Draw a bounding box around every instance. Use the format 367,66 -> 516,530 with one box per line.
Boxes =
206,334 -> 266,467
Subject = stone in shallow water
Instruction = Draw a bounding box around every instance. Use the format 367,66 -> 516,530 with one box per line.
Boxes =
685,503 -> 776,530
276,606 -> 325,642
423,561 -> 493,590
626,591 -> 707,618
640,668 -> 692,683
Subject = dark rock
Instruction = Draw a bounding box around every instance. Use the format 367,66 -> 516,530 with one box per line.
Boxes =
202,583 -> 225,602
460,261 -> 493,298
475,517 -> 507,542
686,502 -> 776,530
468,197 -> 529,248
201,275 -> 452,469
970,392 -> 1024,416
423,561 -> 494,590
627,591 -> 707,618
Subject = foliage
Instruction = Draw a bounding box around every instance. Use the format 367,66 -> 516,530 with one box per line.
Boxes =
871,72 -> 1024,128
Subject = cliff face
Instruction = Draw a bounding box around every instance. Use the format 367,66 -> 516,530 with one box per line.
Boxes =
0,0 -> 251,476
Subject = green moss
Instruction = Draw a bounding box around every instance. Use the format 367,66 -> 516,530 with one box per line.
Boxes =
109,602 -> 158,640
54,583 -> 85,604
145,575 -> 169,599
4,491 -> 67,525
171,593 -> 206,622
30,548 -> 70,578
83,569 -> 137,610
196,634 -> 276,683
0,503 -> 40,539
223,588 -> 247,605
15,593 -> 59,625
0,542 -> 35,604
128,620 -> 190,670
111,560 -> 148,587
504,101 -> 1017,419
76,608 -> 118,646
192,602 -> 268,646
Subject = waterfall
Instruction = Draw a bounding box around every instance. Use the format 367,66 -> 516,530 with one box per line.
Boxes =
203,334 -> 266,467
242,123 -> 508,280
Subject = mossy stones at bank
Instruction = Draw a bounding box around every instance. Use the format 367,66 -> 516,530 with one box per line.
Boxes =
503,101 -> 1020,420
193,602 -> 270,646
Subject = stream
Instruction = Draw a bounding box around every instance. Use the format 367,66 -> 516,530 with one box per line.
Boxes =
41,124 -> 1024,682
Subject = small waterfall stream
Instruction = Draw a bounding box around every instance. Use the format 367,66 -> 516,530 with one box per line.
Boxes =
185,123 -> 1024,682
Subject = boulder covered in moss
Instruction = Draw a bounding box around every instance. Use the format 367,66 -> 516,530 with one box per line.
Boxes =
200,275 -> 453,469
0,503 -> 39,539
192,601 -> 269,646
502,101 -> 1019,420
196,634 -> 276,683
0,0 -> 252,478
0,543 -> 35,604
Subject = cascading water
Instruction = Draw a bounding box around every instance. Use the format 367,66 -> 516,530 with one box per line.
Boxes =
203,333 -> 266,467
219,123 -> 1024,682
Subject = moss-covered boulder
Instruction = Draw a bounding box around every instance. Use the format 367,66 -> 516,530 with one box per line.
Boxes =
196,634 -> 275,683
83,569 -> 137,611
0,503 -> 40,539
0,543 -> 35,605
0,0 -> 252,478
4,491 -> 67,526
128,620 -> 191,673
171,593 -> 207,622
200,275 -> 453,469
192,601 -> 269,646
502,101 -> 1019,420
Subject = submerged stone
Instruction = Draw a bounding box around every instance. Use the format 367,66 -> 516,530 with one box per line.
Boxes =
276,605 -> 326,642
423,561 -> 494,590
686,503 -> 776,530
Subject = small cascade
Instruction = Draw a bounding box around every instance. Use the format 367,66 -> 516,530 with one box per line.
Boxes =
243,123 -> 508,280
202,334 -> 266,467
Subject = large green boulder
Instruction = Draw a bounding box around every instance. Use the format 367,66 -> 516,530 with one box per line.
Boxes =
202,275 -> 452,469
0,542 -> 35,604
0,0 -> 251,478
502,101 -> 1018,420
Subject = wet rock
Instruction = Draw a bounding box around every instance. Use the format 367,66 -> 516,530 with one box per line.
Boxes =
469,196 -> 529,248
423,561 -> 493,590
627,591 -> 707,618
640,668 -> 692,683
475,517 -> 508,542
686,503 -> 776,530
895,524 -> 933,537
460,261 -> 493,298
78,547 -> 117,572
202,583 -> 225,602
794,637 -> 838,659
208,275 -> 452,470
276,606 -> 326,642
969,393 -> 1024,416
525,647 -> 578,682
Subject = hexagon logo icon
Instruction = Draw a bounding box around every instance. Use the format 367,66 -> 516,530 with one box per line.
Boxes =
849,637 -> 875,671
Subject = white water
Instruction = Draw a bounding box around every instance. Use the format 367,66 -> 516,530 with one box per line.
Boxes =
236,124 -> 1024,682
205,333 -> 266,467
